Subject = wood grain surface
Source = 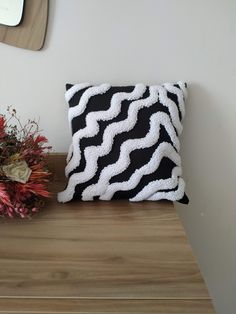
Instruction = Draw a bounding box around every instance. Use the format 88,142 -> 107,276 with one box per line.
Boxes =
0,298 -> 215,314
0,0 -> 48,51
0,154 -> 215,313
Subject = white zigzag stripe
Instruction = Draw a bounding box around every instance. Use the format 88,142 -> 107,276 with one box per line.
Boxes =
68,83 -> 110,123
129,166 -> 182,202
65,83 -> 146,177
99,142 -> 181,200
157,85 -> 183,135
146,178 -> 185,202
65,83 -> 91,103
81,112 -> 180,201
163,82 -> 186,119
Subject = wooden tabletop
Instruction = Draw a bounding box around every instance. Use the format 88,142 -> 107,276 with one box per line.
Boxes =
0,156 -> 215,313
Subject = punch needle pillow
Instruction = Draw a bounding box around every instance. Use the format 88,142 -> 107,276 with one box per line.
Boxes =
58,82 -> 189,204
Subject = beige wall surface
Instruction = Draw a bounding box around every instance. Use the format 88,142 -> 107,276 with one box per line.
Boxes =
0,0 -> 235,313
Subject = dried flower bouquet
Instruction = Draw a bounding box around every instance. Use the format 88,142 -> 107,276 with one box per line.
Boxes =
0,107 -> 51,218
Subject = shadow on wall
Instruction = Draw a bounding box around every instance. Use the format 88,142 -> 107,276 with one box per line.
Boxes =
176,83 -> 236,314
180,82 -> 234,210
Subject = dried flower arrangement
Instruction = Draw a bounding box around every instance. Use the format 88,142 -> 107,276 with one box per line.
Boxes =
0,107 -> 52,218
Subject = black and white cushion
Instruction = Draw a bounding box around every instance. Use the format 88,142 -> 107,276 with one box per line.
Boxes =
58,82 -> 188,204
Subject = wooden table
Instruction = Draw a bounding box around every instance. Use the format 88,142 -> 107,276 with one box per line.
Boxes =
0,156 -> 215,313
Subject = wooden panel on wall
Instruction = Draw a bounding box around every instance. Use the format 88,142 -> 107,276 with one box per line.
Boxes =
0,0 -> 48,51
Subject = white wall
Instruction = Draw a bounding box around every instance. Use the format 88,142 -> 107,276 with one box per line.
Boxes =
0,0 -> 235,312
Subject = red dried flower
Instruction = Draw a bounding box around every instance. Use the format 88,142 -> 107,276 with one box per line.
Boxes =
0,115 -> 6,139
34,135 -> 48,144
0,183 -> 12,207
0,115 -> 5,128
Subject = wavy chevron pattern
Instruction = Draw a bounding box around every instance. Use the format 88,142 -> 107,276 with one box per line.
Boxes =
64,85 -> 155,179
65,82 -> 90,103
99,143 -> 181,200
68,86 -> 171,183
82,112 -> 179,201
68,83 -> 110,122
58,81 -> 188,204
129,166 -> 182,202
147,178 -> 185,201
65,83 -> 146,177
164,82 -> 186,119
156,85 -> 183,135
